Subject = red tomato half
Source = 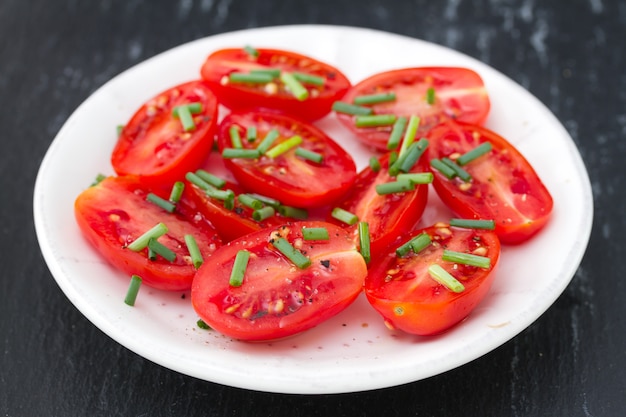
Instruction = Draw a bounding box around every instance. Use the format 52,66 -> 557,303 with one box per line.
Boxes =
336,67 -> 490,151
330,153 -> 429,256
217,111 -> 357,208
74,176 -> 222,291
191,221 -> 367,341
111,81 -> 218,186
200,47 -> 351,121
426,120 -> 553,244
365,223 -> 500,335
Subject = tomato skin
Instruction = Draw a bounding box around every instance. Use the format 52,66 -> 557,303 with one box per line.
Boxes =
217,111 -> 357,208
426,120 -> 553,244
336,67 -> 490,151
191,221 -> 367,341
111,81 -> 219,187
200,48 -> 351,121
74,176 -> 222,291
365,224 -> 500,336
330,153 -> 429,257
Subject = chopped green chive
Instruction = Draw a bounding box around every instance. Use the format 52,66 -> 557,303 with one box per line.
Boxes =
221,148 -> 261,159
148,247 -> 157,261
397,172 -> 434,185
237,194 -> 264,210
184,234 -> 203,269
174,104 -> 195,132
90,173 -> 107,187
250,68 -> 280,78
427,264 -> 465,293
147,238 -> 176,262
255,129 -> 280,154
331,207 -> 358,225
386,116 -> 408,150
355,114 -> 397,128
229,72 -> 273,84
277,205 -> 309,219
396,233 -> 431,257
243,45 -> 259,58
223,191 -> 235,211
442,249 -> 491,269
172,102 -> 202,117
457,142 -> 493,166
185,172 -> 213,190
197,319 -> 211,330
302,227 -> 330,241
146,193 -> 176,213
272,237 -> 311,269
398,115 -> 421,157
280,72 -> 308,101
369,156 -> 381,173
295,147 -> 323,164
265,135 -> 303,158
449,218 -> 496,230
116,125 -> 124,137
375,180 -> 415,195
195,170 -> 226,189
332,101 -> 373,116
252,206 -> 275,221
246,126 -> 257,142
206,187 -> 235,203
292,72 -> 325,86
353,92 -> 396,105
229,126 -> 243,148
169,181 -> 185,203
229,250 -> 250,287
248,193 -> 281,208
389,151 -> 398,166
127,223 -> 168,251
430,158 -> 457,179
388,138 -> 428,176
124,275 -> 142,306
441,157 -> 472,182
358,222 -> 371,264
426,87 -> 436,105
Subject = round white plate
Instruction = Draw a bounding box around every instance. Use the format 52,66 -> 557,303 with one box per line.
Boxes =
34,25 -> 593,394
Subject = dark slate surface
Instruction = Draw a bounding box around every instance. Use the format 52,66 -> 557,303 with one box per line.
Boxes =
2,1 -> 624,415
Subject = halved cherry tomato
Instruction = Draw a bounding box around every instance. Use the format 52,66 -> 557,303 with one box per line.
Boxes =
425,120 -> 553,244
365,223 -> 500,336
74,175 -> 222,291
191,221 -> 367,341
330,153 -> 429,256
111,81 -> 218,186
200,47 -> 351,121
216,111 -> 357,208
336,67 -> 490,151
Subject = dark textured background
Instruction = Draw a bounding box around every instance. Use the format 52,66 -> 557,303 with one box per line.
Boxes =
2,1 -> 625,416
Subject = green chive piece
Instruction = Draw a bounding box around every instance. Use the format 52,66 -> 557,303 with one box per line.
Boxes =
457,142 -> 493,166
252,206 -> 275,221
197,319 -> 211,330
206,187 -> 235,202
280,72 -> 309,101
398,115 -> 421,157
250,68 -> 280,78
272,237 -> 311,269
386,116 -> 408,150
302,227 -> 330,241
248,193 -> 281,208
442,249 -> 491,269
369,156 -> 381,173
449,218 -> 496,230
389,138 -> 428,176
395,239 -> 414,257
169,181 -> 185,203
90,173 -> 107,187
375,180 -> 415,195
147,238 -> 176,262
146,193 -> 176,213
185,172 -> 213,190
124,275 -> 142,306
389,151 -> 399,166
358,222 -> 371,264
292,72 -> 325,86
355,114 -> 397,128
332,101 -> 373,116
246,126 -> 257,142
195,170 -> 226,189
295,147 -> 323,164
397,172 -> 434,184
229,250 -> 250,287
243,45 -> 259,58
229,72 -> 273,84
430,158 -> 457,179
184,234 -> 203,269
229,126 -> 243,148
175,104 -> 196,132
331,207 -> 359,225
426,87 -> 436,105
116,125 -> 124,137
353,92 -> 397,105
224,191 -> 235,211
277,205 -> 309,219
256,129 -> 280,154
127,223 -> 168,251
237,194 -> 264,210
172,102 -> 202,117
222,148 -> 261,159
441,157 -> 472,182
148,247 -> 157,261
265,135 -> 303,158
427,264 -> 465,293
409,233 -> 432,254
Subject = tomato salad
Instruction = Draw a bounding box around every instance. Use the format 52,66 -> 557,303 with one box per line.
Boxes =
74,45 -> 553,341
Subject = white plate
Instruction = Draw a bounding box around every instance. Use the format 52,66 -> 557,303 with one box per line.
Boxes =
33,25 -> 593,394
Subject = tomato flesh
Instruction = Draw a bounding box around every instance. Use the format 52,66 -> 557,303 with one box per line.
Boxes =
191,221 -> 367,341
365,223 -> 500,335
217,111 -> 357,208
111,81 -> 218,186
200,48 -> 351,121
426,120 -> 553,244
336,67 -> 490,151
74,175 -> 222,291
